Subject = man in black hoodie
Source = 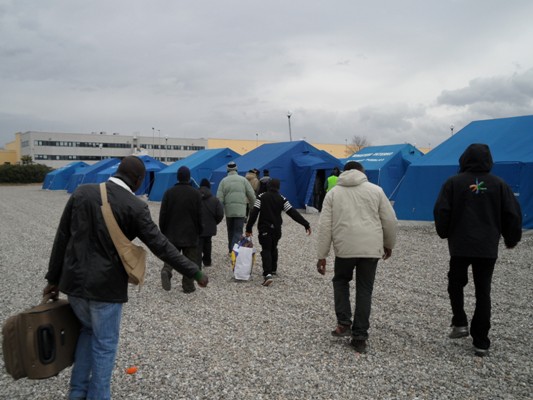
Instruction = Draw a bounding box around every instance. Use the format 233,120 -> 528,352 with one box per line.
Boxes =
434,143 -> 522,357
198,178 -> 224,267
160,166 -> 203,293
245,178 -> 311,286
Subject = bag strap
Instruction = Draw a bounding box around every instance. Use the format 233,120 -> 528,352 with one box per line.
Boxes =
99,182 -> 132,251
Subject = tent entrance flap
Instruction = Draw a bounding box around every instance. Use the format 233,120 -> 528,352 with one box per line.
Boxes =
304,169 -> 326,210
304,170 -> 316,207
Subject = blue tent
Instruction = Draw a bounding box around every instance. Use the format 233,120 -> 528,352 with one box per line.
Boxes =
148,148 -> 240,201
210,141 -> 343,209
66,158 -> 121,193
95,155 -> 167,196
42,161 -> 89,190
341,144 -> 424,199
393,115 -> 533,229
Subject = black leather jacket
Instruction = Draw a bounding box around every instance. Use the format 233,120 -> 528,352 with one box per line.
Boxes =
46,180 -> 200,302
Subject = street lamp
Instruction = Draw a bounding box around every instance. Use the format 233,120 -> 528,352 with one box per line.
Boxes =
165,135 -> 169,163
287,111 -> 292,142
158,129 -> 161,160
450,124 -> 454,136
152,127 -> 155,157
256,133 -> 259,148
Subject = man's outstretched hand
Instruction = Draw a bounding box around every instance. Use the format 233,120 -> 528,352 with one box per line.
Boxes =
316,259 -> 326,275
196,272 -> 209,288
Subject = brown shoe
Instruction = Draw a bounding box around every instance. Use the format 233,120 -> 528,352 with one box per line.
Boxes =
331,325 -> 351,337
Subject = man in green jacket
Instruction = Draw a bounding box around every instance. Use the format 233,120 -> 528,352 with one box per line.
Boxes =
217,161 -> 256,253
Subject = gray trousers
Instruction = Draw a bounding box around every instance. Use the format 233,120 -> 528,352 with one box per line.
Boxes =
332,257 -> 378,340
162,245 -> 200,292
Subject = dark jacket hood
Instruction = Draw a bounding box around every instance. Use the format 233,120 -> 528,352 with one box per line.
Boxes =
199,186 -> 212,199
459,143 -> 493,173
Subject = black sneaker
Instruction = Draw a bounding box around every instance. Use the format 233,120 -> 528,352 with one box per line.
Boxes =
161,270 -> 171,291
449,325 -> 469,339
473,346 -> 489,357
350,339 -> 368,354
262,274 -> 273,286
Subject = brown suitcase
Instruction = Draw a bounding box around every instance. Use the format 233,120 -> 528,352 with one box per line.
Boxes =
2,295 -> 81,380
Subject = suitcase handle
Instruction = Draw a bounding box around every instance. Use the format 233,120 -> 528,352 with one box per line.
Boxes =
40,293 -> 59,305
37,324 -> 56,364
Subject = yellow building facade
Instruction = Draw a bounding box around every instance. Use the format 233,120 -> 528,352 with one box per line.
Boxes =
207,138 -> 350,158
0,133 -> 20,164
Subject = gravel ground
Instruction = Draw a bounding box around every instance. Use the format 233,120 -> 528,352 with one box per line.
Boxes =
0,185 -> 531,400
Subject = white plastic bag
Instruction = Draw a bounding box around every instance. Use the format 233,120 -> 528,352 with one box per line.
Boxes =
231,238 -> 256,281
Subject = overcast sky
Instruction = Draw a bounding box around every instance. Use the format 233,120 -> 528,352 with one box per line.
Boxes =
1,0 -> 533,149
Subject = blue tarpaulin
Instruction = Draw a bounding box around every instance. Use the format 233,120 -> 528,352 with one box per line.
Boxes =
340,143 -> 423,199
148,148 -> 240,201
393,115 -> 533,229
210,141 -> 343,209
42,161 -> 89,190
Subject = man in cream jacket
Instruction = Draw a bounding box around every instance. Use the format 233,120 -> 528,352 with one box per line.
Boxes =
316,161 -> 398,353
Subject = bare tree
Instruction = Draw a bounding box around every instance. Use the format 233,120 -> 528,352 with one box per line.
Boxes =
346,135 -> 370,155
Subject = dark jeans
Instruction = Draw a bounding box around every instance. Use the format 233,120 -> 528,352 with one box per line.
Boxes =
162,245 -> 201,292
332,257 -> 378,340
258,229 -> 281,276
198,236 -> 213,266
448,256 -> 496,350
226,217 -> 245,253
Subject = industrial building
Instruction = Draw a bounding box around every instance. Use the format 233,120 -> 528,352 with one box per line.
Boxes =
9,131 -> 206,168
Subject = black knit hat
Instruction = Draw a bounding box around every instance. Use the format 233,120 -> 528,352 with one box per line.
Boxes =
177,166 -> 191,182
200,178 -> 211,188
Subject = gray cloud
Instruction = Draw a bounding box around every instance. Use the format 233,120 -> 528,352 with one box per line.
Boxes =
1,1 -> 533,149
438,68 -> 533,108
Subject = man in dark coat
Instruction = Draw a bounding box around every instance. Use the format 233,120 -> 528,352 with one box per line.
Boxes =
43,156 -> 208,400
434,143 -> 522,357
160,166 -> 203,293
245,178 -> 311,286
198,178 -> 224,267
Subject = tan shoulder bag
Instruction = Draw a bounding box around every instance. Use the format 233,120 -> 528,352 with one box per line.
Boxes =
99,183 -> 146,285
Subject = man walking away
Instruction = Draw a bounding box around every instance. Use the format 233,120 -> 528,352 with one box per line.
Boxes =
434,143 -> 522,357
258,169 -> 272,194
325,167 -> 340,193
199,178 -> 224,267
246,178 -> 311,286
316,161 -> 397,354
43,156 -> 208,400
160,166 -> 203,293
217,161 -> 256,254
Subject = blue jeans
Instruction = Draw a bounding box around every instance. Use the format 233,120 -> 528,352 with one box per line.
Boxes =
332,257 -> 378,340
226,217 -> 245,253
68,296 -> 123,400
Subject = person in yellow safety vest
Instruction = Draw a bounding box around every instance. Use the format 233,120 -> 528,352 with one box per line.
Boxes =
325,167 -> 341,192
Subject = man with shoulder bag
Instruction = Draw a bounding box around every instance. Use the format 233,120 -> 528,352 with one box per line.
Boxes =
43,156 -> 208,400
